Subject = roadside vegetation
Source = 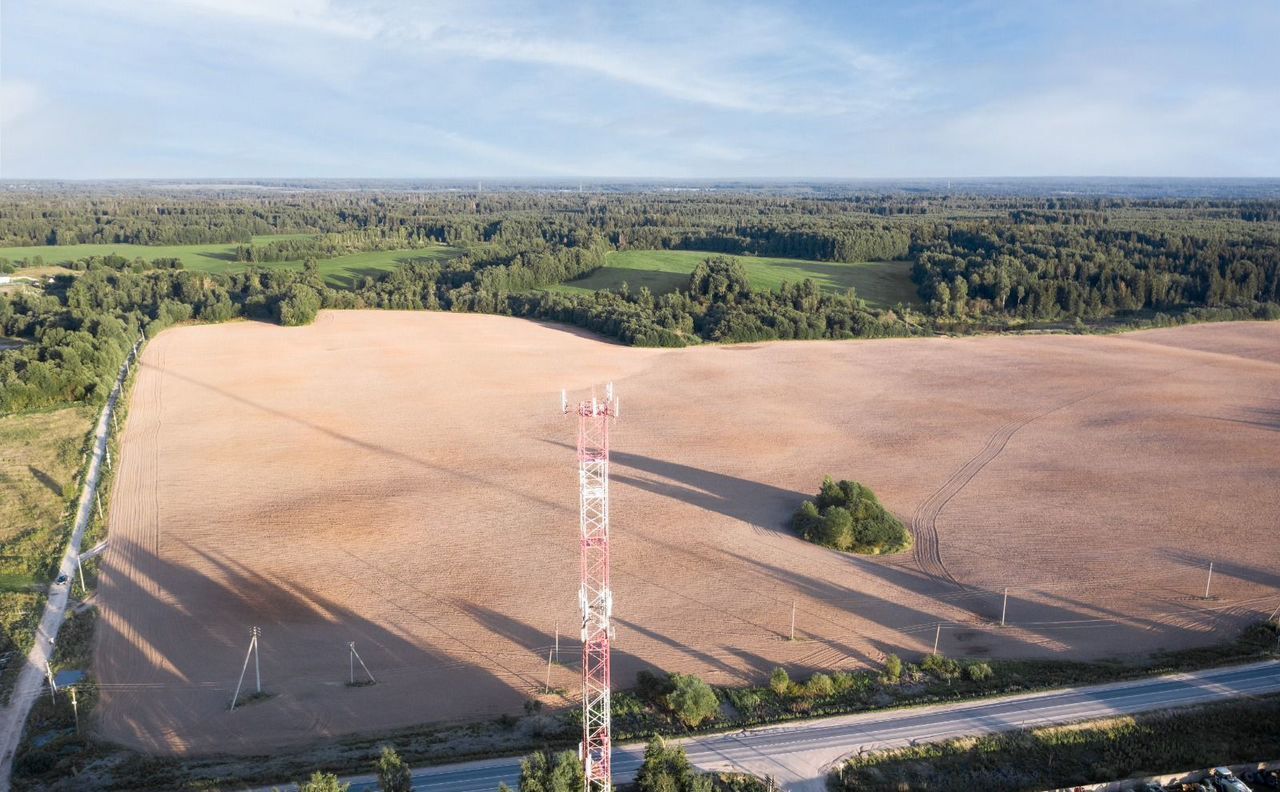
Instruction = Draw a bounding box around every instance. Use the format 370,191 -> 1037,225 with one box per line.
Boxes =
0,405 -> 95,700
13,621 -> 1277,790
504,739 -> 779,792
792,477 -> 911,554
830,692 -> 1280,792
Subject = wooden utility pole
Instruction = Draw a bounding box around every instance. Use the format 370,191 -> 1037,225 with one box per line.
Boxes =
789,601 -> 797,641
933,623 -> 941,655
1000,588 -> 1009,627
1204,562 -> 1214,599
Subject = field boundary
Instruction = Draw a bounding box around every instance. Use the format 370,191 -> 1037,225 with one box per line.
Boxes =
0,336 -> 141,788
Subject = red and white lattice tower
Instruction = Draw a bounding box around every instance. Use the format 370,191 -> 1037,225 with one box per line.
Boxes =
563,383 -> 618,791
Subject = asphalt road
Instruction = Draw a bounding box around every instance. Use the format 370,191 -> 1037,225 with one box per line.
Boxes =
320,660 -> 1280,792
0,341 -> 137,790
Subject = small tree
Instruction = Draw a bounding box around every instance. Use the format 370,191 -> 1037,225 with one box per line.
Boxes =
666,673 -> 718,727
298,772 -> 349,792
883,654 -> 902,682
806,672 -> 835,698
515,750 -> 583,792
374,746 -> 411,792
636,737 -> 713,792
769,667 -> 791,696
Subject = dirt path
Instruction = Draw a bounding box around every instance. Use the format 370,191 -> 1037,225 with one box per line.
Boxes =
0,338 -> 139,787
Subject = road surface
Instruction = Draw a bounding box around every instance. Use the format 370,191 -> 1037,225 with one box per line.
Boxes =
0,340 -> 138,789
283,660 -> 1280,792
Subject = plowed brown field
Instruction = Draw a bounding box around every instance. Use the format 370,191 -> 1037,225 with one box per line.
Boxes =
94,313 -> 1280,754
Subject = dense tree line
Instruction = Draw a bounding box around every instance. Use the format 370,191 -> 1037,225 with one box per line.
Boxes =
910,223 -> 1280,320
3,189 -> 1278,418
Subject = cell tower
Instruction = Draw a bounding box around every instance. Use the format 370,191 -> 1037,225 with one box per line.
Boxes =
563,383 -> 619,791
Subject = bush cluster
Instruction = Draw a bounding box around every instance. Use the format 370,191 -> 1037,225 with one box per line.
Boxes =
791,476 -> 911,554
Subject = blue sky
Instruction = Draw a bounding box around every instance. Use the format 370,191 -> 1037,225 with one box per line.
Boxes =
2,0 -> 1277,178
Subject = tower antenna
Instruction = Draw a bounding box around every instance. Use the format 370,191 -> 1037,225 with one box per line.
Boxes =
566,384 -> 618,791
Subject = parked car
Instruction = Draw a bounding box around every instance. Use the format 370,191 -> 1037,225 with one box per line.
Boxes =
1210,768 -> 1253,792
54,574 -> 68,586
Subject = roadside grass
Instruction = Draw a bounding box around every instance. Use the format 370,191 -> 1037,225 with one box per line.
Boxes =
0,405 -> 95,701
550,249 -> 919,307
0,406 -> 95,578
13,622 -> 1278,791
830,693 -> 1280,791
0,237 -> 463,288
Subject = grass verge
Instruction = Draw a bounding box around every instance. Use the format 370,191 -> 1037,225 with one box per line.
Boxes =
830,693 -> 1280,791
0,405 -> 96,701
12,622 -> 1278,791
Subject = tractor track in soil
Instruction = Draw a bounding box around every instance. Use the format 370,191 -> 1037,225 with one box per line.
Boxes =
911,387 -> 1119,589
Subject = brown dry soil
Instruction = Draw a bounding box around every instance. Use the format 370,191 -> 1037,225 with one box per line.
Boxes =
94,313 -> 1280,754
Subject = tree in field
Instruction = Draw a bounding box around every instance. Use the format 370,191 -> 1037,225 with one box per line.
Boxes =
374,746 -> 411,792
665,673 -> 719,728
792,476 -> 910,555
297,772 -> 349,792
635,737 -> 713,792
502,750 -> 583,792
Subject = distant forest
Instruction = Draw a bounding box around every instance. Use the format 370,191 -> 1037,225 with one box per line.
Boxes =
1,189 -> 1277,414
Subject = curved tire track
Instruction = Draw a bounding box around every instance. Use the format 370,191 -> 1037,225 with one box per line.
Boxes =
912,387 -> 1115,588
912,421 -> 1021,587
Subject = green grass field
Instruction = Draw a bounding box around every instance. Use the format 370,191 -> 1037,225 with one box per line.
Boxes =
552,249 -> 919,307
0,236 -> 462,287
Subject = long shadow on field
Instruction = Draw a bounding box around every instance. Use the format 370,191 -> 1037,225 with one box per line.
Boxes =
457,603 -> 667,697
147,363 -> 570,515
1192,402 -> 1280,435
540,443 -> 807,535
87,537 -> 534,759
1161,550 -> 1280,592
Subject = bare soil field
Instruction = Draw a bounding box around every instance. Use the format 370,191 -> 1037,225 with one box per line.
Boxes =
94,313 -> 1280,754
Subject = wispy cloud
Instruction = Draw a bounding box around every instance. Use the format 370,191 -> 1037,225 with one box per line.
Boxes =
3,0 -> 1277,177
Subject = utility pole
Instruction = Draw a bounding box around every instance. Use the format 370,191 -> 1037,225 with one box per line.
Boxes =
349,642 -> 375,685
554,620 -> 560,665
933,623 -> 941,655
230,626 -> 261,710
44,661 -> 57,704
545,647 -> 554,693
789,602 -> 797,641
1000,588 -> 1009,627
76,555 -> 87,595
564,383 -> 619,792
69,687 -> 79,733
1204,561 -> 1214,599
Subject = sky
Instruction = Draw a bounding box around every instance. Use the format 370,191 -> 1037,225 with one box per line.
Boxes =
2,0 -> 1278,179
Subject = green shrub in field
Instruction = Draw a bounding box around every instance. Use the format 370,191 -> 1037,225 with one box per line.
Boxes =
791,477 -> 910,554
666,673 -> 719,728
921,653 -> 961,681
965,662 -> 993,682
883,654 -> 902,682
805,672 -> 835,698
769,667 -> 791,696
